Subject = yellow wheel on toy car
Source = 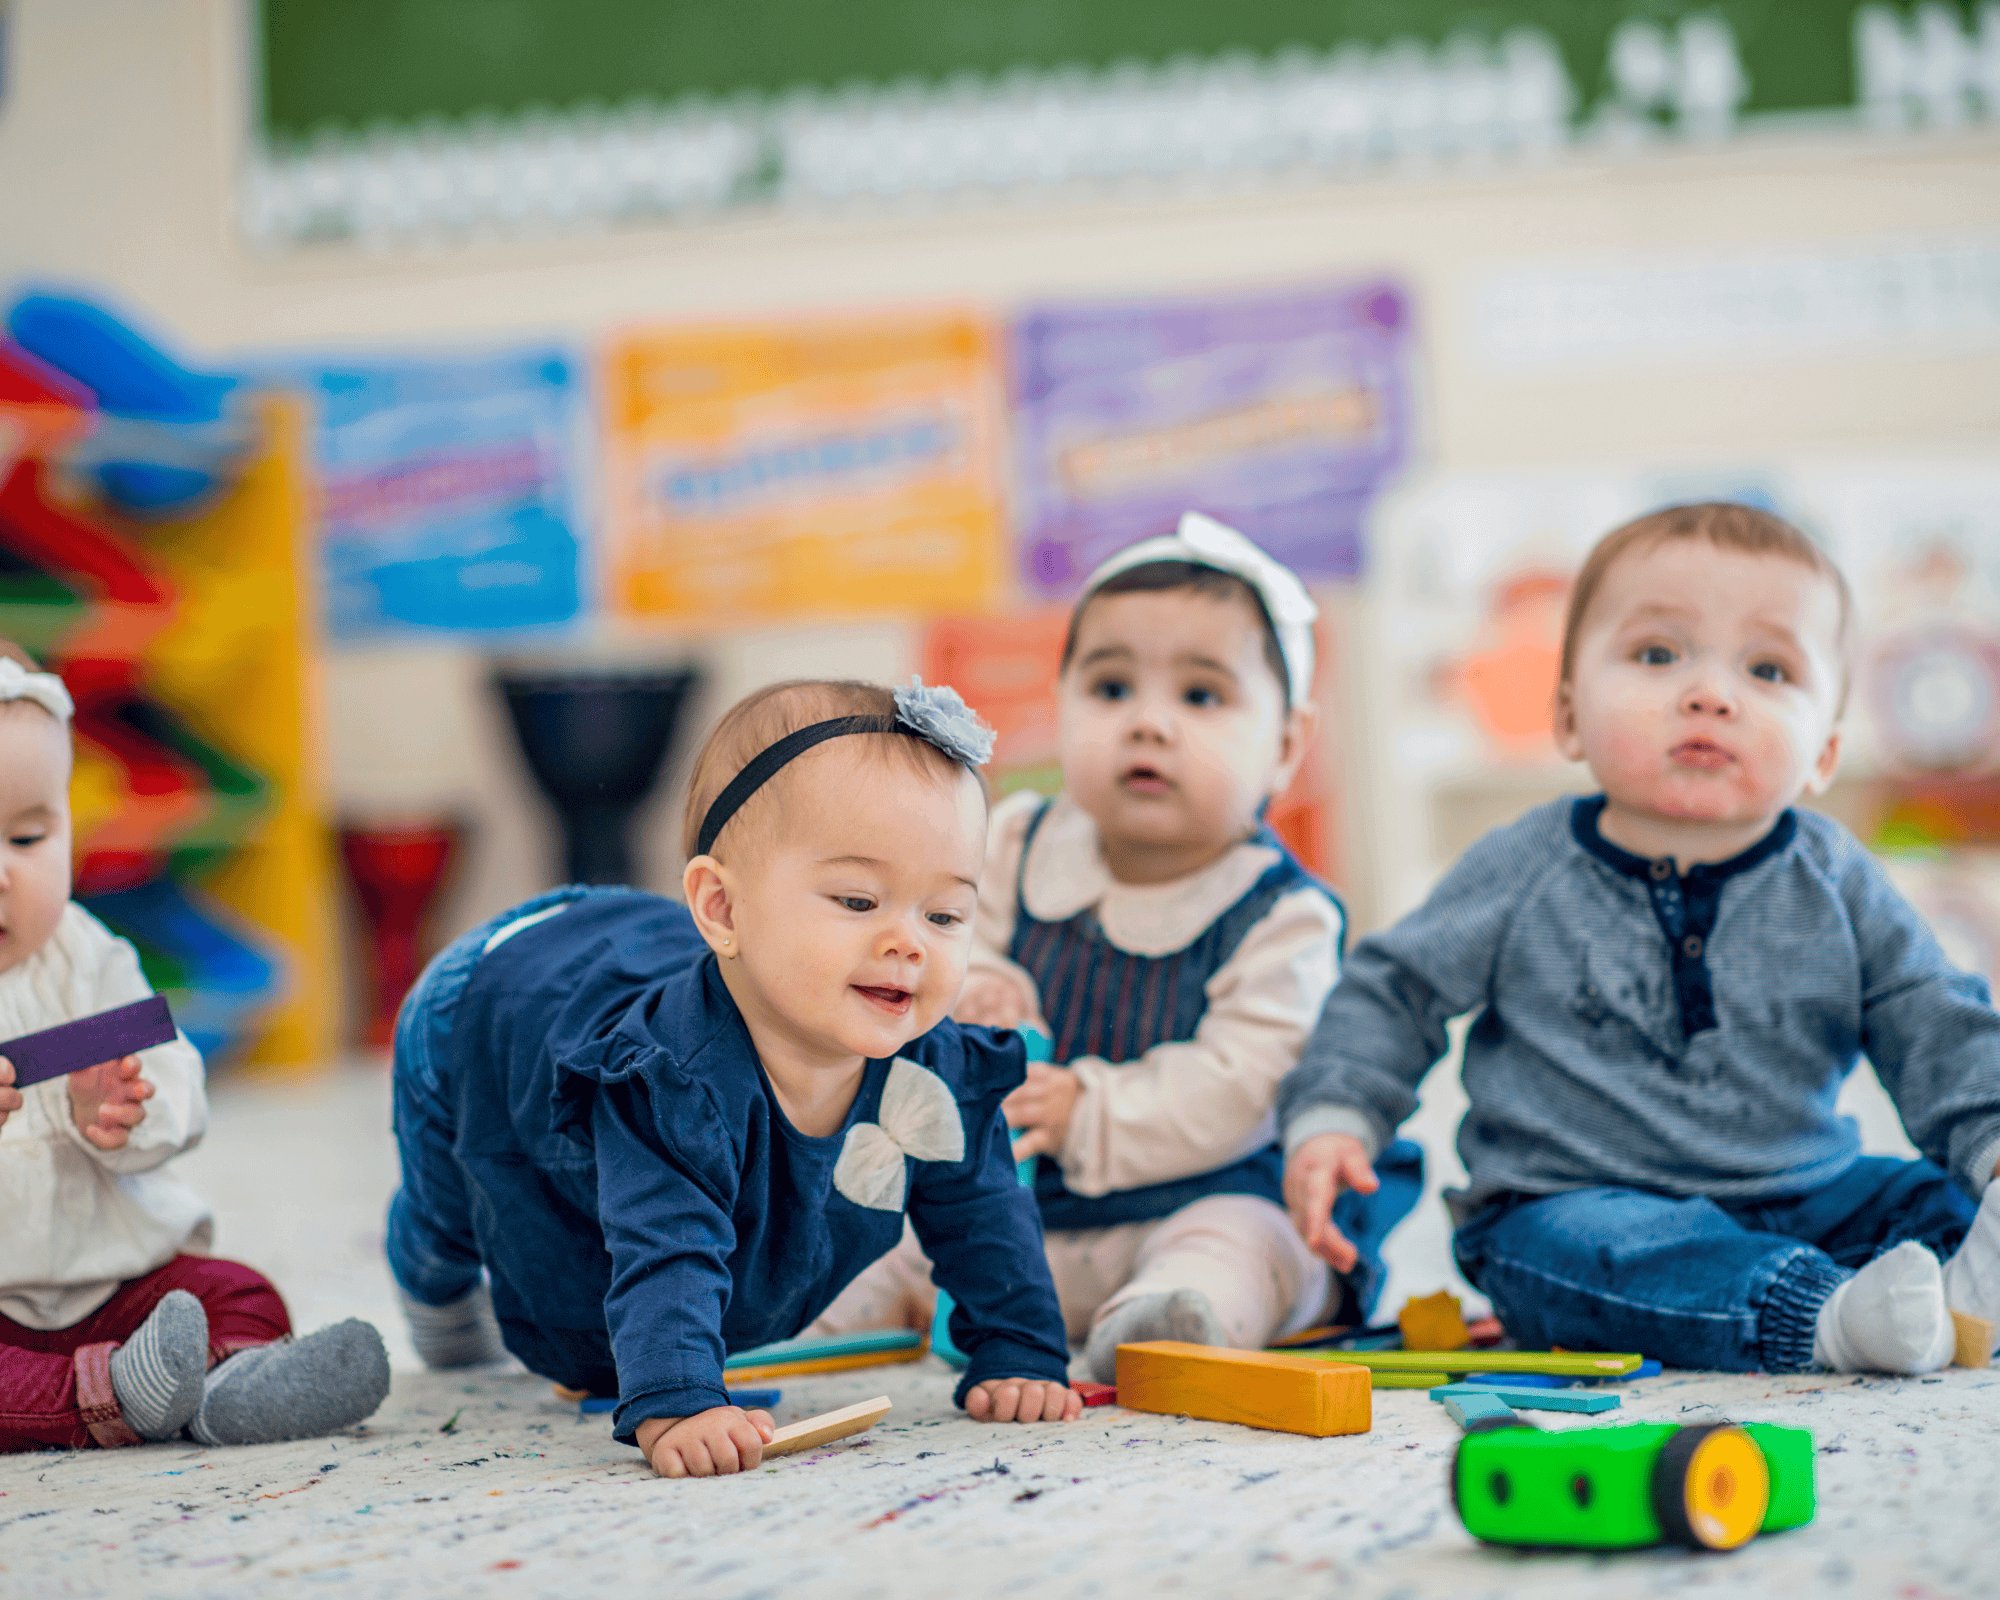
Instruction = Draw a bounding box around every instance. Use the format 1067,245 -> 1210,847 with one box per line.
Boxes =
1651,1423 -> 1770,1551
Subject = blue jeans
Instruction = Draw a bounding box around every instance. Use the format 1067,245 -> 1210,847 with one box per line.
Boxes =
385,885 -> 619,1390
1453,1156 -> 1977,1372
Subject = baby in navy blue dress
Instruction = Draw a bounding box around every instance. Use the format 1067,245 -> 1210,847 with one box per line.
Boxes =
385,679 -> 1077,1477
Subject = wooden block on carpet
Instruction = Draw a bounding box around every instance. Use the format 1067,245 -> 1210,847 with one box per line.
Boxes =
1952,1310 -> 1993,1369
1399,1290 -> 1470,1352
763,1396 -> 891,1459
1440,1389 -> 1517,1430
1115,1342 -> 1370,1437
1430,1383 -> 1620,1414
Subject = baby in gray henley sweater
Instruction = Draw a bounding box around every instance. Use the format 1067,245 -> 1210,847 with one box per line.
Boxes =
1279,502 -> 2000,1373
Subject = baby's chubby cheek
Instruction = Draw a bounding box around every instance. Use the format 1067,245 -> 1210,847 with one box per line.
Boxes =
1583,722 -> 1663,795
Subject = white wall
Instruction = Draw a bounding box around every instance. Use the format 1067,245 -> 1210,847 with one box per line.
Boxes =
6,0 -> 2000,954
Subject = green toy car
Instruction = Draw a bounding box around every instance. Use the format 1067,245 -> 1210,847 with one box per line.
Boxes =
1451,1420 -> 1816,1552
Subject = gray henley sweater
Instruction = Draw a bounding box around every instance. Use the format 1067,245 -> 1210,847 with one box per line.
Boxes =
1280,796 -> 2000,1207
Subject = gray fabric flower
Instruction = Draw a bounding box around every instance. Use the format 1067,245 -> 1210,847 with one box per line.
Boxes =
894,678 -> 996,768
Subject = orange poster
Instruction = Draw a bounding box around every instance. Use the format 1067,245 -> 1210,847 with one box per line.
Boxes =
604,310 -> 1008,622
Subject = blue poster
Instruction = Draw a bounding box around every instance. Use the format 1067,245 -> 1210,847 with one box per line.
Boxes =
262,347 -> 585,638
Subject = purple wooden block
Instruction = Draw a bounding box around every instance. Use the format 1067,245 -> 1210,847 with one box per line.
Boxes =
0,997 -> 177,1087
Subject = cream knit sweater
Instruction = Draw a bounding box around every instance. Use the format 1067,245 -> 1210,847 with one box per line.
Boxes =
0,903 -> 211,1329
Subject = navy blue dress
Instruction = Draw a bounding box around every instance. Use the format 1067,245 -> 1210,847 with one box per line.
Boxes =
386,888 -> 1071,1445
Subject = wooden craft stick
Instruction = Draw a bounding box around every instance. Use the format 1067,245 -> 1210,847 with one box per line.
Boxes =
724,1347 -> 927,1384
762,1396 -> 891,1459
0,997 -> 177,1087
1289,1348 -> 1642,1377
724,1328 -> 922,1368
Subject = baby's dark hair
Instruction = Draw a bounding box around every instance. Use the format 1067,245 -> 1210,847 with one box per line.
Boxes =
1060,561 -> 1293,704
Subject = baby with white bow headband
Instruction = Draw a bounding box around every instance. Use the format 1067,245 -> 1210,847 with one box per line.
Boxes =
384,677 -> 1078,1479
0,641 -> 388,1456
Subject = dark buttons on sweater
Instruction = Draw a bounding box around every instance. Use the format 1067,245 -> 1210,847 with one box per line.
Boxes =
1650,860 -> 1672,881
1682,934 -> 1704,958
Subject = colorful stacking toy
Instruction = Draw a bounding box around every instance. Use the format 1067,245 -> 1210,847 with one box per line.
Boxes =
0,285 -> 335,1069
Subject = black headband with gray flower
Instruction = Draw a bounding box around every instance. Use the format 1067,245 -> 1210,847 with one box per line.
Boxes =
694,680 -> 994,859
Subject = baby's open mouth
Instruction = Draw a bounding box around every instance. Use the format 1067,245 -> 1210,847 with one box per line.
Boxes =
1120,764 -> 1171,792
854,984 -> 913,1014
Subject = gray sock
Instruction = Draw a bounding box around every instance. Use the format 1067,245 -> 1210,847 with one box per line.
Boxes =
189,1320 -> 391,1447
400,1281 -> 506,1369
1084,1288 -> 1228,1384
109,1290 -> 209,1441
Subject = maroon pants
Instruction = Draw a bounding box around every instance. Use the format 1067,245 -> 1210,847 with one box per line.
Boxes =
0,1255 -> 290,1452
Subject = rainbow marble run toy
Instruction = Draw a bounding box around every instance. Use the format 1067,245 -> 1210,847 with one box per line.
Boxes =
0,286 -> 335,1068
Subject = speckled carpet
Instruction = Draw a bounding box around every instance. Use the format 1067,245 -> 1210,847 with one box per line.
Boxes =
2,1067 -> 1991,1600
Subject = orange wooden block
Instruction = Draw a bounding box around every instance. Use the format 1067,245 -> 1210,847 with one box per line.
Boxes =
1399,1289 -> 1470,1353
1114,1342 -> 1371,1438
1952,1310 -> 1993,1369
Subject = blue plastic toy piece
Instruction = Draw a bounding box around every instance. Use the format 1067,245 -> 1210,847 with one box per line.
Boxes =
6,290 -> 248,513
931,1025 -> 1049,1370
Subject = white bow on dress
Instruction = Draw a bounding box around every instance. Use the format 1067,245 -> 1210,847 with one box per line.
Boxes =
832,1058 -> 966,1211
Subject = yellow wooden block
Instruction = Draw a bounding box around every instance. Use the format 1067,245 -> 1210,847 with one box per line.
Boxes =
1398,1289 -> 1470,1352
1115,1341 -> 1371,1438
1952,1310 -> 1993,1369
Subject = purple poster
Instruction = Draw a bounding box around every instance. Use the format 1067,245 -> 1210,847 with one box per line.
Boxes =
1011,281 -> 1412,593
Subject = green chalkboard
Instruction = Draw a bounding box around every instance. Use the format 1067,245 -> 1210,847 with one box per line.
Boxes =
257,0 -> 1943,137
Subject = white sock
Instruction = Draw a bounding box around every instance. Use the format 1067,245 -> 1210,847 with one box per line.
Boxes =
1811,1241 -> 1955,1374
399,1281 -> 505,1369
1083,1289 -> 1227,1384
1943,1180 -> 2000,1357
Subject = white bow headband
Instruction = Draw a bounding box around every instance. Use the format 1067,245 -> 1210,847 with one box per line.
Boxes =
0,658 -> 75,724
1080,511 -> 1319,706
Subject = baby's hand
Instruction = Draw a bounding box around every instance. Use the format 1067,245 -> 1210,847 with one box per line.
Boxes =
955,971 -> 1035,1030
637,1406 -> 776,1478
67,1055 -> 153,1151
1283,1132 -> 1379,1272
964,1377 -> 1081,1423
1003,1062 -> 1080,1160
0,1058 -> 22,1132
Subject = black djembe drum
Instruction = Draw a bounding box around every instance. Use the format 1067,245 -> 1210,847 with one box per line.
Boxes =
494,665 -> 701,886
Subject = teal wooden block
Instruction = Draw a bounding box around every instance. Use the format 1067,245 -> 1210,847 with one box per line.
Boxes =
1432,1383 -> 1621,1415
1441,1389 -> 1519,1429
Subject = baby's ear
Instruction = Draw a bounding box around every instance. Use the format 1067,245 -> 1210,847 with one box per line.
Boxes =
682,856 -> 739,954
1805,725 -> 1843,796
1551,680 -> 1584,762
1271,700 -> 1318,795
